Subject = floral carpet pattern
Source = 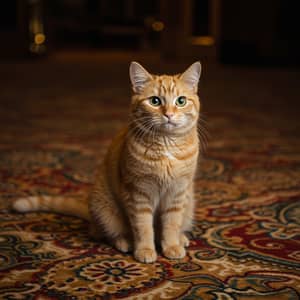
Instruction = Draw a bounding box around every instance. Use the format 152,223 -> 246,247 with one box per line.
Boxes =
0,58 -> 300,299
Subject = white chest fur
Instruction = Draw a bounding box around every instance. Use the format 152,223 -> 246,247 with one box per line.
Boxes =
164,150 -> 176,160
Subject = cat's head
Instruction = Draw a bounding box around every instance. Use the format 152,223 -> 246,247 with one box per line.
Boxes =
129,61 -> 201,136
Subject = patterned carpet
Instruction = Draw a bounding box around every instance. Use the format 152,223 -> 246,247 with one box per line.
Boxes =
0,53 -> 300,299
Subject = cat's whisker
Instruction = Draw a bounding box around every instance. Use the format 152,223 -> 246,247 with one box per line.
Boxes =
144,125 -> 156,155
198,116 -> 210,134
133,120 -> 156,145
197,126 -> 209,154
127,118 -> 154,141
199,112 -> 209,123
198,117 -> 210,137
127,119 -> 153,133
199,115 -> 209,125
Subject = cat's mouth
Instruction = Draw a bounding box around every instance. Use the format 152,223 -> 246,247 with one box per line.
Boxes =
163,120 -> 177,128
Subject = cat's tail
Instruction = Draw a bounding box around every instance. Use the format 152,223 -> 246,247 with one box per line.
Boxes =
12,195 -> 90,220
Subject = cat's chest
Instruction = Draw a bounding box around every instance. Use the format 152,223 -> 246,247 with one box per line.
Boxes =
163,150 -> 176,160
154,149 -> 198,180
126,139 -> 198,179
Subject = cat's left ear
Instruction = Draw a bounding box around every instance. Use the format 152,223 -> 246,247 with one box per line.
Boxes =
180,61 -> 201,92
129,61 -> 153,93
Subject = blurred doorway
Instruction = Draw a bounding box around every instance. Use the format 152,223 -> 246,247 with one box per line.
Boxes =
160,0 -> 221,61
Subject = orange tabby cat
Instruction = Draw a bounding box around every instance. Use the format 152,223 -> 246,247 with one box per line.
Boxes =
13,61 -> 202,263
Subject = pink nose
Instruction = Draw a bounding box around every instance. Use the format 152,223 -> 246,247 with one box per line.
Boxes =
164,113 -> 174,119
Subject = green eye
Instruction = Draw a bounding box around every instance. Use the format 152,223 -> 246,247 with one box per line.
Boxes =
175,96 -> 187,107
149,96 -> 161,106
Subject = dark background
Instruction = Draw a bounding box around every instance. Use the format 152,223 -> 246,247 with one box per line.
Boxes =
1,0 -> 300,65
0,0 -> 300,138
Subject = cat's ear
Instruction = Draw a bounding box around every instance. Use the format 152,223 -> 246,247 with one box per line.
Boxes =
129,61 -> 153,93
180,61 -> 201,92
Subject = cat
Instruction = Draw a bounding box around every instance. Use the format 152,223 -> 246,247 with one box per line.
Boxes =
13,61 -> 202,263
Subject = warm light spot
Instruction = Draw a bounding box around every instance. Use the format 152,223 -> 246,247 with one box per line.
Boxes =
190,36 -> 214,46
152,21 -> 164,32
34,33 -> 46,45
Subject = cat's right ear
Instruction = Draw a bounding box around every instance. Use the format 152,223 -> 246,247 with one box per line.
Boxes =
129,61 -> 153,93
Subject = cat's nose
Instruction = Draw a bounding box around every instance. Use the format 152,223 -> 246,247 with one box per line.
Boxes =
164,112 -> 174,120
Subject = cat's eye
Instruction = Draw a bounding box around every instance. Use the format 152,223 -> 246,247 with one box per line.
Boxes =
175,96 -> 187,107
149,96 -> 162,107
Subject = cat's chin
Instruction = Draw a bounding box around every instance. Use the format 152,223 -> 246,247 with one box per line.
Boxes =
160,123 -> 188,136
163,122 -> 177,129
160,122 -> 178,133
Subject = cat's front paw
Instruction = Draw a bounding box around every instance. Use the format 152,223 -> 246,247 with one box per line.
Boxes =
163,245 -> 186,259
134,248 -> 157,263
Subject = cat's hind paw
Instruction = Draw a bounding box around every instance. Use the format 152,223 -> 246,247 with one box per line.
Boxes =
114,237 -> 132,253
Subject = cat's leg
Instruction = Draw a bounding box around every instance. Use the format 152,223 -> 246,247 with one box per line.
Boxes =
180,184 -> 195,248
161,210 -> 185,259
180,233 -> 190,247
161,188 -> 189,259
129,188 -> 157,263
132,213 -> 157,263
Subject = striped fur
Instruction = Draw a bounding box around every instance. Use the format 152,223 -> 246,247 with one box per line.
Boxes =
13,61 -> 202,263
